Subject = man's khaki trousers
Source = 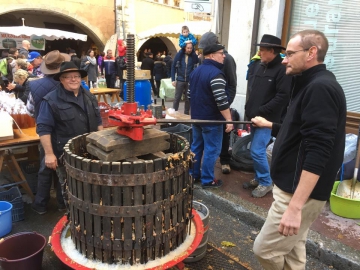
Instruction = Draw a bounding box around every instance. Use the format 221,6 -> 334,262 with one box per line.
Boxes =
253,185 -> 326,270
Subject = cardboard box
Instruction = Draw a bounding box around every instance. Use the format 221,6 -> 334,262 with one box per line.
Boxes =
0,112 -> 14,141
123,69 -> 151,80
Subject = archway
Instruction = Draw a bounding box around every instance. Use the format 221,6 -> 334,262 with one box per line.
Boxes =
0,8 -> 107,56
137,37 -> 177,62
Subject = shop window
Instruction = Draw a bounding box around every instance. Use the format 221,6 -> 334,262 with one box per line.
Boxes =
174,0 -> 180,7
164,0 -> 168,4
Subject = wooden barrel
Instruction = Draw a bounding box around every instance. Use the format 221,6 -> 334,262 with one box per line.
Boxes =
63,132 -> 192,265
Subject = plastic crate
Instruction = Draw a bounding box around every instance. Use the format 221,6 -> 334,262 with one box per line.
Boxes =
19,160 -> 39,194
162,124 -> 192,144
0,186 -> 24,222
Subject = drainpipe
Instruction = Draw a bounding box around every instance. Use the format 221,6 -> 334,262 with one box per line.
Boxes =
121,0 -> 126,40
114,0 -> 117,36
246,0 -> 261,107
250,0 -> 261,58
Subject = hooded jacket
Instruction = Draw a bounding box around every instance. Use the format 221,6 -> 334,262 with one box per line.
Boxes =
117,40 -> 126,57
171,49 -> 198,82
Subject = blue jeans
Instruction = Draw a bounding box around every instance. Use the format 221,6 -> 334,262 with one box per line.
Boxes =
190,124 -> 223,185
250,126 -> 272,186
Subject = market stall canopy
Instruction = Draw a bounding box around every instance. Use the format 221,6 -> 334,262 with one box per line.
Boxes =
0,26 -> 87,41
137,21 -> 211,40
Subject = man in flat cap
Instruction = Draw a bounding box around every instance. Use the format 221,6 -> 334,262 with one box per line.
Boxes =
243,34 -> 292,198
199,32 -> 237,175
187,44 -> 233,189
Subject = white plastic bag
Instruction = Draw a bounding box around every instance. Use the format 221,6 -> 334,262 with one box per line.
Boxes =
343,133 -> 358,163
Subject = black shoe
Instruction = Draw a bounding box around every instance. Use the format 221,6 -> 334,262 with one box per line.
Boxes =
31,204 -> 47,215
192,177 -> 200,183
202,179 -> 223,189
58,204 -> 67,212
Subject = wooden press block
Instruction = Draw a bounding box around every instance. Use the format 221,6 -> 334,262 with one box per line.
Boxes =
86,139 -> 170,161
86,127 -> 170,152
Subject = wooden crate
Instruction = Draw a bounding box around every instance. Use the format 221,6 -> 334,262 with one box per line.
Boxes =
123,69 -> 151,80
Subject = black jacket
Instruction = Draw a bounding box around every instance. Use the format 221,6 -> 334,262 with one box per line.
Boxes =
245,54 -> 291,122
223,50 -> 237,104
70,55 -> 81,69
141,57 -> 154,75
153,61 -> 167,81
43,85 -> 100,158
271,64 -> 346,201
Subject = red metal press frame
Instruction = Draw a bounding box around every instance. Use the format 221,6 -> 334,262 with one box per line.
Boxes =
108,102 -> 156,141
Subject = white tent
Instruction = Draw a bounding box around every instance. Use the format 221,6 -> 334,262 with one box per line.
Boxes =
137,21 -> 211,40
0,26 -> 87,41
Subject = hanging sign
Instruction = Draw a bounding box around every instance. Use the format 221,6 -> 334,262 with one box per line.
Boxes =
184,0 -> 212,13
0,33 -> 46,50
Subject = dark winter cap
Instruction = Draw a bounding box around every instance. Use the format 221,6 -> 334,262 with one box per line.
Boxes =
199,32 -> 219,49
203,44 -> 225,55
254,34 -> 286,50
69,49 -> 76,54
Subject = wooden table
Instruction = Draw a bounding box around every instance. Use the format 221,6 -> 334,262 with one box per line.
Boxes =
90,88 -> 121,104
0,127 -> 40,200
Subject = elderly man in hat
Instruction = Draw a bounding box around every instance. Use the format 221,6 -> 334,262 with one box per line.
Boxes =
243,34 -> 292,198
28,50 -> 71,214
33,61 -> 103,214
188,44 -> 233,189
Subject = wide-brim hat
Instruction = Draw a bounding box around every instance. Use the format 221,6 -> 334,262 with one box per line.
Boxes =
40,50 -> 71,75
254,34 -> 286,50
53,61 -> 87,81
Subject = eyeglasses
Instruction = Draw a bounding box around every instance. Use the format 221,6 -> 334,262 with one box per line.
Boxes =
61,75 -> 81,80
284,48 -> 310,58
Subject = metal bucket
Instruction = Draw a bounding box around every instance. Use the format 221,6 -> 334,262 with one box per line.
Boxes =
63,132 -> 192,265
184,201 -> 210,263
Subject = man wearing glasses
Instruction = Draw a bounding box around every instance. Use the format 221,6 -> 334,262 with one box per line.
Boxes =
187,44 -> 233,188
35,62 -> 103,213
243,34 -> 292,198
251,30 -> 346,269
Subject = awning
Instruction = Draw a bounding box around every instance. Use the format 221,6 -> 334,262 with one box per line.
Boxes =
137,21 -> 212,40
0,26 -> 87,41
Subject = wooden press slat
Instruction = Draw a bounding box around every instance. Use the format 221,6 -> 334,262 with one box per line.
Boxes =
101,162 -> 112,263
144,160 -> 154,262
81,158 -> 94,259
91,160 -> 103,261
76,156 -> 86,255
133,161 -> 144,264
70,154 -> 80,250
153,158 -> 163,258
111,162 -> 122,263
163,161 -> 171,255
122,162 -> 133,264
171,166 -> 179,250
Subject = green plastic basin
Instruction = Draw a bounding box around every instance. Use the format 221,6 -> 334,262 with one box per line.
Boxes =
330,181 -> 360,219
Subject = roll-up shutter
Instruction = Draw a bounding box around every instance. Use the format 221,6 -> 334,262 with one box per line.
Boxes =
288,0 -> 360,112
